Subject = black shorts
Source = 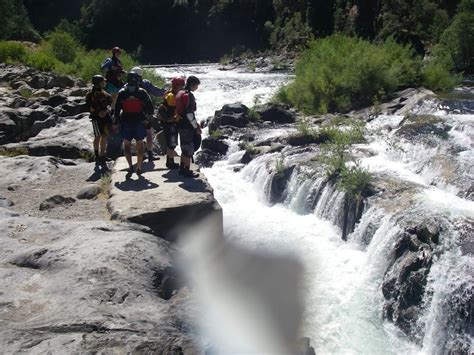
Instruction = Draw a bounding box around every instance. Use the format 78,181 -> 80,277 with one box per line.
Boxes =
179,128 -> 195,157
92,116 -> 112,137
163,122 -> 178,149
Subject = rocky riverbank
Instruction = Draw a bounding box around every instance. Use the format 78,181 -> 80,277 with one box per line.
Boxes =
0,64 -> 213,353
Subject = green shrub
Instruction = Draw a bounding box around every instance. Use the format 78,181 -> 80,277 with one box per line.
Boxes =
422,60 -> 460,91
297,117 -> 316,137
338,163 -> 372,198
46,31 -> 81,63
0,41 -> 27,62
248,108 -> 261,122
239,142 -> 259,155
25,49 -> 58,71
142,68 -> 165,88
0,40 -> 164,85
274,154 -> 285,177
210,130 -> 223,139
277,34 -> 422,114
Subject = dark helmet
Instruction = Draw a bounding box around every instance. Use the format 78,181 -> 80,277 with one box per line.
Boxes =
92,75 -> 105,87
127,72 -> 140,87
112,47 -> 122,55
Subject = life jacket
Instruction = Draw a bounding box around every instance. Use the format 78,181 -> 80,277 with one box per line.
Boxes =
158,90 -> 177,123
87,88 -> 112,119
175,89 -> 197,129
175,89 -> 196,116
122,96 -> 143,113
105,56 -> 124,87
116,87 -> 153,122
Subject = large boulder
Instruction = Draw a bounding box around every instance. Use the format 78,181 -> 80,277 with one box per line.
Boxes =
3,114 -> 93,159
256,103 -> 296,124
0,209 -> 198,353
201,137 -> 229,155
208,103 -> 250,133
107,157 -> 222,241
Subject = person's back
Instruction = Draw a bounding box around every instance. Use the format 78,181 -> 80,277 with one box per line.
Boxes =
115,85 -> 153,122
101,47 -> 125,96
175,89 -> 197,129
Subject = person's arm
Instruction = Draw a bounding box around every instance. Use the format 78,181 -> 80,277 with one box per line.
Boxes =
113,92 -> 123,123
183,93 -> 200,131
141,90 -> 154,115
142,79 -> 165,97
101,58 -> 112,75
85,92 -> 93,113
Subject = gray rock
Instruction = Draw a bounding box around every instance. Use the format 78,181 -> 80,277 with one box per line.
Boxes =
44,94 -> 67,107
209,103 -> 250,133
0,210 -> 198,353
39,195 -> 76,211
0,197 -> 14,208
28,75 -> 49,89
256,103 -> 296,124
4,115 -> 93,159
201,137 -> 229,155
76,184 -> 101,200
10,80 -> 28,90
0,156 -> 63,186
107,157 -> 222,241
195,149 -> 222,168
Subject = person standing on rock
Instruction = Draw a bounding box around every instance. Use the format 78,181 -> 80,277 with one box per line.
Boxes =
175,76 -> 201,178
158,76 -> 185,169
130,66 -> 166,162
101,47 -> 125,108
85,75 -> 113,165
113,72 -> 154,177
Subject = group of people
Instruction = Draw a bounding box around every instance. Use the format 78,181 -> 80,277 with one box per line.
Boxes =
85,47 -> 202,178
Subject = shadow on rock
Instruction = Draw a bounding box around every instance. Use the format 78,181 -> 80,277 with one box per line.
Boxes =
114,177 -> 158,192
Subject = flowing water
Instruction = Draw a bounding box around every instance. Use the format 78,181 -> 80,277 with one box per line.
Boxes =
154,65 -> 473,354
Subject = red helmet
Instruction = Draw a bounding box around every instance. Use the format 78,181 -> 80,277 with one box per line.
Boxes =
112,47 -> 121,55
171,76 -> 185,88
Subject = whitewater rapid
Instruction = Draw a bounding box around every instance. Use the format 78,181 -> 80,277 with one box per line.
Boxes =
153,65 -> 472,354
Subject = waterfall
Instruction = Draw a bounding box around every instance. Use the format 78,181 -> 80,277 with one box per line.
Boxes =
153,65 -> 473,354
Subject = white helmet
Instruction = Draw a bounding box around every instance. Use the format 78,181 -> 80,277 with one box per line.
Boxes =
131,66 -> 143,77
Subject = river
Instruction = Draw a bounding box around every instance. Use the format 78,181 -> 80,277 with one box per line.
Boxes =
153,64 -> 472,354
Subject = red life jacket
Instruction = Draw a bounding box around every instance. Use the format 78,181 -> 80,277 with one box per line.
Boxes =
175,90 -> 189,117
122,96 -> 143,113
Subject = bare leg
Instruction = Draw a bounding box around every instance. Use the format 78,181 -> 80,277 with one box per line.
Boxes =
124,140 -> 132,168
93,136 -> 100,152
136,140 -> 144,171
99,134 -> 107,157
146,128 -> 153,151
181,156 -> 191,169
167,147 -> 175,160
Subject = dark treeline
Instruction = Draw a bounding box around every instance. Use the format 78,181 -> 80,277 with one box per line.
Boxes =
0,0 -> 470,65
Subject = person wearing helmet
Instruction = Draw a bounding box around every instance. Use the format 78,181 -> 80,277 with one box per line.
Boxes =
113,72 -> 154,177
158,76 -> 185,169
175,76 -> 201,178
85,75 -> 113,165
101,47 -> 125,105
130,66 -> 166,162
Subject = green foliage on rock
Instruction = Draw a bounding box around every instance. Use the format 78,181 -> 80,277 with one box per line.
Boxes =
278,35 -> 424,114
0,30 -> 163,84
